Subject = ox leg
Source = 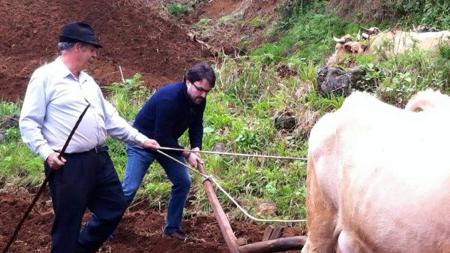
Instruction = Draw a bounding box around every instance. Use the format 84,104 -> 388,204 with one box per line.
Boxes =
302,158 -> 338,253
337,230 -> 371,253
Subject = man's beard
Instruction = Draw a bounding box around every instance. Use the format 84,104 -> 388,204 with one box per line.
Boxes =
193,97 -> 205,104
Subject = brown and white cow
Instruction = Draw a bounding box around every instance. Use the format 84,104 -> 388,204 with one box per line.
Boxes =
302,91 -> 450,253
327,35 -> 367,66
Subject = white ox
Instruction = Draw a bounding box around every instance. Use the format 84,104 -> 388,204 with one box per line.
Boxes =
302,91 -> 450,253
327,30 -> 450,65
368,31 -> 450,57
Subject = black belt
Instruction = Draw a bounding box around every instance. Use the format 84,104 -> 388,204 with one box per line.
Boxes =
61,145 -> 109,155
90,145 -> 109,153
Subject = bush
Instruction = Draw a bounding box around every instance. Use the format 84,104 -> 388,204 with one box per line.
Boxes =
328,0 -> 450,29
167,3 -> 190,17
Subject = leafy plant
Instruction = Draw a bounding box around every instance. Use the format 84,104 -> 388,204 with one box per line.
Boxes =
0,102 -> 19,116
167,3 -> 190,17
106,73 -> 151,121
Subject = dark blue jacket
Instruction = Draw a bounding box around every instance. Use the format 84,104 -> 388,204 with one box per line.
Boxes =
133,81 -> 205,153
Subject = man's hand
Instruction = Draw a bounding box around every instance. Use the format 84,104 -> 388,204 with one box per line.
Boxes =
186,147 -> 203,170
143,139 -> 160,150
46,152 -> 66,170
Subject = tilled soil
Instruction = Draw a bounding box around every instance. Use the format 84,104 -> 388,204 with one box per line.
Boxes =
0,0 -> 212,101
0,190 -> 303,252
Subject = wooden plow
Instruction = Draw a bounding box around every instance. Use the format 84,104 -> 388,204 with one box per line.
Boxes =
198,165 -> 306,253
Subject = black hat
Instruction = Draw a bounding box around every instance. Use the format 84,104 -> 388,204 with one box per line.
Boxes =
59,21 -> 102,48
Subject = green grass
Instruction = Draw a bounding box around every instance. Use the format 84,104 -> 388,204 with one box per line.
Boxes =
373,48 -> 450,104
393,0 -> 450,30
252,2 -> 359,65
0,102 -> 42,187
0,102 -> 20,116
0,142 -> 43,187
167,3 -> 190,17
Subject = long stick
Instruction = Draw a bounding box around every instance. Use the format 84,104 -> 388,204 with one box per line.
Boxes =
197,164 -> 240,253
158,146 -> 306,161
2,104 -> 90,253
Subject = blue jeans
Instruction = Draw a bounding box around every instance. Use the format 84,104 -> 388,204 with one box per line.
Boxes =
122,144 -> 191,234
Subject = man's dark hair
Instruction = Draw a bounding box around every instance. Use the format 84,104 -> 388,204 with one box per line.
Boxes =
184,63 -> 216,87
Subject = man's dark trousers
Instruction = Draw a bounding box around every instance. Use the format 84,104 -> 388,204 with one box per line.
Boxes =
45,148 -> 127,253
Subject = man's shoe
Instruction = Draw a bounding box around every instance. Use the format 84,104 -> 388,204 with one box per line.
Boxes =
164,230 -> 187,241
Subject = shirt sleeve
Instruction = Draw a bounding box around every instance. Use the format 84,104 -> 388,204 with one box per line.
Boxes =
19,70 -> 54,160
188,104 -> 205,149
101,94 -> 148,146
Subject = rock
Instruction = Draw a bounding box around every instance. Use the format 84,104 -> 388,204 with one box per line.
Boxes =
212,142 -> 226,152
256,202 -> 277,216
317,66 -> 372,96
0,114 -> 19,129
317,66 -> 352,96
274,110 -> 297,132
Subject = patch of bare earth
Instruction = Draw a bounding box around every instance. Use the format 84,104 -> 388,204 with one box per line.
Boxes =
183,0 -> 286,55
0,0 -> 212,101
0,190 -> 303,252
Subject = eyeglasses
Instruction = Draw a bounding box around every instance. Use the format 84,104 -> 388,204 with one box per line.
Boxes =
191,81 -> 211,93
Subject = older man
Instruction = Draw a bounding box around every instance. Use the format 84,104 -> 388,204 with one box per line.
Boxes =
19,21 -> 159,253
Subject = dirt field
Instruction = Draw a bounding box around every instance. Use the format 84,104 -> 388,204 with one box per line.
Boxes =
0,0 -> 284,101
0,190 -> 302,252
0,0 -> 212,101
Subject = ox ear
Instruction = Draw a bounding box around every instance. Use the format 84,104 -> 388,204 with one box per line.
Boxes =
362,44 -> 368,52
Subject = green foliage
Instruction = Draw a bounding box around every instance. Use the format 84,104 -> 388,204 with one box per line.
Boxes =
253,1 -> 359,65
277,0 -> 320,30
440,44 -> 450,60
375,49 -> 450,104
0,102 -> 20,116
167,3 -> 190,17
4,128 -> 20,142
0,102 -> 37,185
303,90 -> 344,112
106,73 -> 151,121
394,0 -> 450,29
193,18 -> 211,32
0,142 -> 42,186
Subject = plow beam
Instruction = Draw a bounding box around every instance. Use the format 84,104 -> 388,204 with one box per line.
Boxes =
198,164 -> 305,253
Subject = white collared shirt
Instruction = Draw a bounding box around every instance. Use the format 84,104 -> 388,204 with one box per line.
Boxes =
19,57 -> 148,160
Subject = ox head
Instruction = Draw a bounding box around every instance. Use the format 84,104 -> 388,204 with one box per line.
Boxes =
343,41 -> 368,54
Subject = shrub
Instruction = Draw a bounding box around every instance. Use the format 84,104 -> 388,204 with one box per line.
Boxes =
167,3 -> 189,17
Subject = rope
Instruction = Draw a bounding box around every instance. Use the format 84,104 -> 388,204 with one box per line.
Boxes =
158,146 -> 307,161
156,150 -> 306,223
